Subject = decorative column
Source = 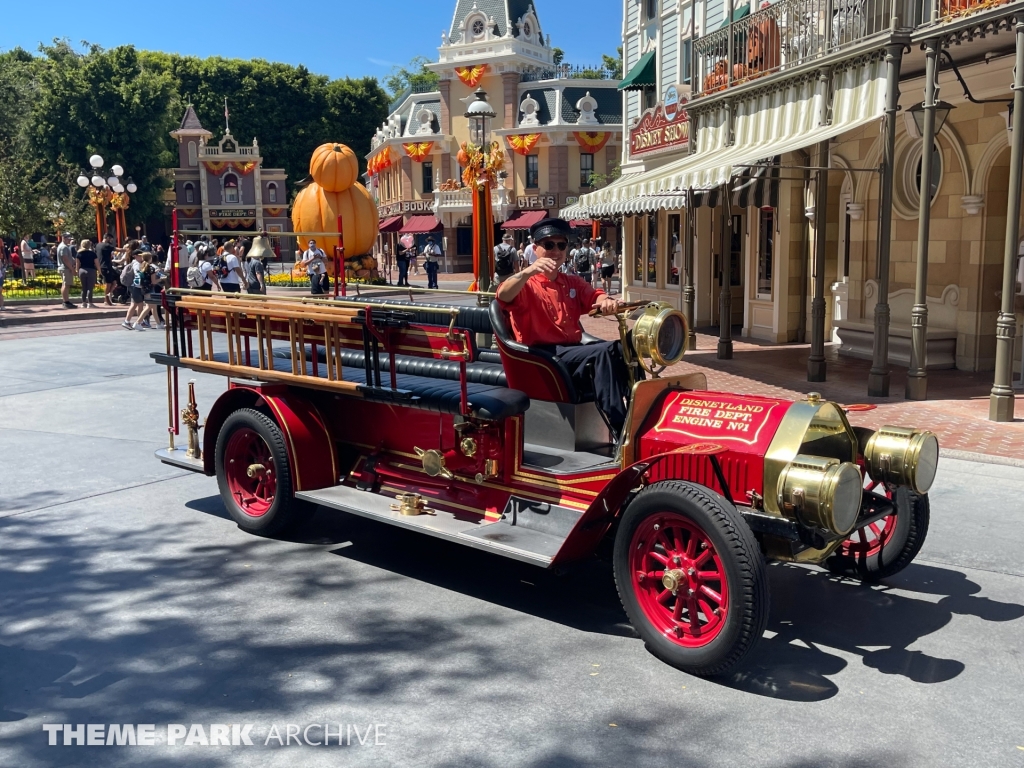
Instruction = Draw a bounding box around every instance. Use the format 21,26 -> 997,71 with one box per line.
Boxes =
718,186 -> 733,359
907,38 -> 940,400
683,189 -> 697,350
990,19 -> 1024,421
808,140 -> 830,381
868,42 -> 905,397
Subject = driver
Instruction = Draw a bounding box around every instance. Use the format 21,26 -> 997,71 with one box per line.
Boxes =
496,217 -> 630,438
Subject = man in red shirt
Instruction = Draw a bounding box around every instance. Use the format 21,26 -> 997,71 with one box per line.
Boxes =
496,217 -> 630,437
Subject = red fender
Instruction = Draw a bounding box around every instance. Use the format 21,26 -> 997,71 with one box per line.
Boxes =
552,452 -> 687,565
203,384 -> 338,492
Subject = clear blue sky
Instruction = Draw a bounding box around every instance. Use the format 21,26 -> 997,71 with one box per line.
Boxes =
0,0 -> 622,82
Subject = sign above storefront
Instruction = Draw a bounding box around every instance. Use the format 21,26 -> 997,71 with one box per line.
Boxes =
629,91 -> 690,159
377,199 -> 434,217
517,194 -> 558,209
209,208 -> 257,217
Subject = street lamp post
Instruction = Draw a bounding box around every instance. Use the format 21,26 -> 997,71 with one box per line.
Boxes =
465,88 -> 497,294
77,156 -> 134,244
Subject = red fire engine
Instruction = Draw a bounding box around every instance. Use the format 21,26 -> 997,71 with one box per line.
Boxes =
154,288 -> 936,676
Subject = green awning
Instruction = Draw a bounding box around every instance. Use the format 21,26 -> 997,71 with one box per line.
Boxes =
618,51 -> 656,91
718,5 -> 750,29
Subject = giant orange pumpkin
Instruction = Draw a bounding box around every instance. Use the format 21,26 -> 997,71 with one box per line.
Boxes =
292,181 -> 378,260
309,143 -> 359,192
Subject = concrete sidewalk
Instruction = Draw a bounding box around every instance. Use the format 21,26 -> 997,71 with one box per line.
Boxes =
0,300 -> 125,327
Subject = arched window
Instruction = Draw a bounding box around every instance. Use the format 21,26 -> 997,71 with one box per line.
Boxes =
224,173 -> 239,204
187,141 -> 197,166
267,182 -> 278,204
184,182 -> 195,204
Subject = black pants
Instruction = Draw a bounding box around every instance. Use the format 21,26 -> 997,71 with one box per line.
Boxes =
425,261 -> 438,288
396,260 -> 409,286
549,340 -> 630,435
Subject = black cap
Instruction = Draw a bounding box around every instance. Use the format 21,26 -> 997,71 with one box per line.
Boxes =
529,217 -> 572,242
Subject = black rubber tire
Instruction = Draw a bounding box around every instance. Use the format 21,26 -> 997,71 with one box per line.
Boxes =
215,408 -> 314,536
613,481 -> 770,677
826,488 -> 930,581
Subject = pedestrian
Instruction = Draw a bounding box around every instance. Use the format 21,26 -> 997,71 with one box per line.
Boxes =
301,239 -> 327,295
0,240 -> 9,312
56,232 -> 77,308
139,235 -> 152,253
245,250 -> 266,294
395,242 -> 410,287
20,234 -> 36,279
219,245 -> 245,293
494,232 -> 518,284
523,236 -> 536,266
573,238 -> 596,284
410,242 -> 420,276
199,246 -> 220,291
96,233 -> 118,305
599,242 -> 617,294
422,237 -> 441,289
122,250 -> 148,329
76,239 -> 99,308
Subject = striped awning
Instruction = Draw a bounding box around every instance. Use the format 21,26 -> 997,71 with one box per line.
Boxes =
561,56 -> 886,218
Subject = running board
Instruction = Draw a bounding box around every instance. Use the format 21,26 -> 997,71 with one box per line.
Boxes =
156,448 -> 206,474
296,485 -> 576,567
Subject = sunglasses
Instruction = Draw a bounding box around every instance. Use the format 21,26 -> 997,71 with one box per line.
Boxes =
539,240 -> 568,251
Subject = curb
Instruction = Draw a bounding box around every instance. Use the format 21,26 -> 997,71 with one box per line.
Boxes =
0,308 -> 126,327
940,448 -> 1024,469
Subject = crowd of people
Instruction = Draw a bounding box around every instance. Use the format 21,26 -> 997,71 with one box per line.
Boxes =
494,234 -> 619,293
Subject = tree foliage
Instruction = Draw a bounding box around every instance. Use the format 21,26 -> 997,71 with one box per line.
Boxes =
0,41 -> 389,239
603,47 -> 624,79
383,56 -> 439,99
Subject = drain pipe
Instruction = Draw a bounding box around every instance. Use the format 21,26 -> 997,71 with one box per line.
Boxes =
796,148 -> 811,344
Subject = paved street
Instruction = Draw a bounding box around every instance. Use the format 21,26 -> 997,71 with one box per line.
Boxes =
2,326 -> 1024,768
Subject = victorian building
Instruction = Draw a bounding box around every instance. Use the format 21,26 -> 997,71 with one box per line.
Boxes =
366,1 -> 623,269
565,0 -> 1024,420
170,106 -> 292,252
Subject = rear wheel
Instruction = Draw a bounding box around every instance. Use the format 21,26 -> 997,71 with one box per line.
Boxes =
614,481 -> 769,677
826,482 -> 929,580
215,408 -> 313,536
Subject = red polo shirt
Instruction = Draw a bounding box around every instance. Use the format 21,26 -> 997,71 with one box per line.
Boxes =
498,272 -> 604,346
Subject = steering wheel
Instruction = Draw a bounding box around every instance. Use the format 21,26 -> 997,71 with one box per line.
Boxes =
588,299 -> 649,318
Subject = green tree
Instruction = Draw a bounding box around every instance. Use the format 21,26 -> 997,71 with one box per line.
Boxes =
384,56 -> 439,99
552,47 -> 565,66
603,47 -> 624,79
31,40 -> 176,229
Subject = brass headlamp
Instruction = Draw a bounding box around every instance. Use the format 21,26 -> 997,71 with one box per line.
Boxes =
862,426 -> 939,494
777,455 -> 863,536
632,303 -> 688,369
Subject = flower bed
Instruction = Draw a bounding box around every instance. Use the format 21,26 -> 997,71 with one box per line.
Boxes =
2,269 -> 82,300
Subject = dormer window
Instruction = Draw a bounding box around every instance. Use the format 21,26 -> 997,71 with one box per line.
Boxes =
522,19 -> 532,37
472,18 -> 485,37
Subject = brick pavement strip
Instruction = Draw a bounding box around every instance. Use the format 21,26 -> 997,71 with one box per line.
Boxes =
581,315 -> 1024,462
0,302 -> 125,327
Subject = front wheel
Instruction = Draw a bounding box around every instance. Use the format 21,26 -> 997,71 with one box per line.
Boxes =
613,481 -> 770,677
215,408 -> 313,536
826,484 -> 929,581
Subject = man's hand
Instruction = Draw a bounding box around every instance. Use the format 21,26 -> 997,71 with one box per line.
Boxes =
531,257 -> 559,280
594,295 -> 622,316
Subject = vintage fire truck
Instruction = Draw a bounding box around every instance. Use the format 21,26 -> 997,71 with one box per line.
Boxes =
153,287 -> 937,677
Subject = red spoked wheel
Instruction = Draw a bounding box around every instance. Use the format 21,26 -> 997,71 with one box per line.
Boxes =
630,513 -> 729,648
827,480 -> 930,581
215,408 -> 314,536
223,427 -> 277,518
614,481 -> 769,677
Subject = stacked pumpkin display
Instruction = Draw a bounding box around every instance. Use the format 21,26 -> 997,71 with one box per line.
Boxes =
291,143 -> 380,281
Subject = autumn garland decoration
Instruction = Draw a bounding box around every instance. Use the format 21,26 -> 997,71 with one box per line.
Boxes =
458,141 -> 505,188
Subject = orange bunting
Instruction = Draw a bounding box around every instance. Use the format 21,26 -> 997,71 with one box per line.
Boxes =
203,161 -> 229,175
573,132 -> 611,153
367,149 -> 393,176
234,161 -> 257,175
455,64 -> 489,88
403,142 -> 434,162
507,134 -> 541,156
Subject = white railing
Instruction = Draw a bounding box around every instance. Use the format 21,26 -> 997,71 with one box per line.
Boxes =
432,186 -> 511,227
199,146 -> 259,158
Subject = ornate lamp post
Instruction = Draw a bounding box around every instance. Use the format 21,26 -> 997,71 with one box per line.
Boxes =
77,156 -> 135,244
464,88 -> 497,294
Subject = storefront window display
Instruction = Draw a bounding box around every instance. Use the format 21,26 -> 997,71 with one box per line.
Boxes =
757,210 -> 774,298
647,214 -> 658,284
634,216 -> 644,283
668,213 -> 681,286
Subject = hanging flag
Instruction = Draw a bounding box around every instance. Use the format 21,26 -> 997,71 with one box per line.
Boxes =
506,134 -> 541,156
455,64 -> 489,88
573,132 -> 611,153
203,161 -> 229,175
234,161 -> 258,175
403,142 -> 434,162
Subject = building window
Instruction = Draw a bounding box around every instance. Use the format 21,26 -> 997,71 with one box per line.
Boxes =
643,87 -> 656,111
187,141 -> 197,167
757,210 -> 774,298
647,214 -> 658,285
526,155 -> 539,188
580,153 -> 594,187
422,161 -> 433,193
646,0 -> 658,20
224,174 -> 239,204
681,38 -> 692,84
184,183 -> 194,204
267,183 -> 278,203
456,227 -> 473,256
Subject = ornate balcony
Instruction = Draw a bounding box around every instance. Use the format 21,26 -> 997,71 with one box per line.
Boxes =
432,184 -> 512,229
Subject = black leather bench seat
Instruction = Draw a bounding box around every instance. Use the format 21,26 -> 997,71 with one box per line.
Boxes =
272,347 -> 506,386
212,352 -> 526,421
